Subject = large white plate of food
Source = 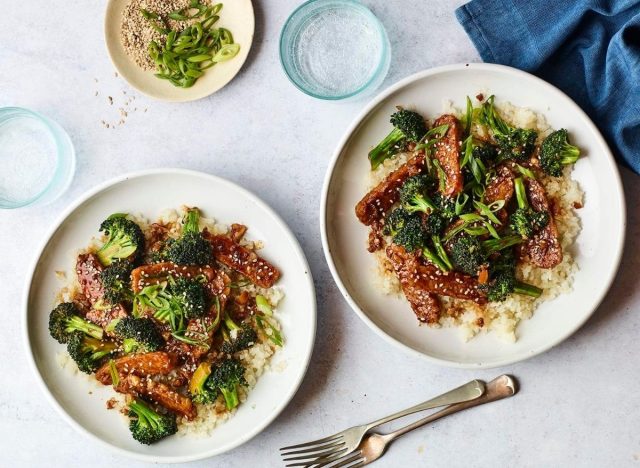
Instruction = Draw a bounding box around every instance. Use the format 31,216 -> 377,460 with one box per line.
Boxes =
23,169 -> 316,462
321,63 -> 625,368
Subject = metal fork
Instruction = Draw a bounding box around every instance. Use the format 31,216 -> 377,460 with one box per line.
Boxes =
279,379 -> 484,466
313,375 -> 517,468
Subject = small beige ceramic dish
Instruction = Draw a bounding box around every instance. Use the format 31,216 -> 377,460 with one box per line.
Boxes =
104,0 -> 254,102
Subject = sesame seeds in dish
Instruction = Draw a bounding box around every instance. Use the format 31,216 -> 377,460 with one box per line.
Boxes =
49,206 -> 284,444
356,94 -> 584,342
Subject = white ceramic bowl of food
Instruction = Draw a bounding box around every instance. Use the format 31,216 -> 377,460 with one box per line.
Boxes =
23,169 -> 316,462
321,63 -> 625,368
104,0 -> 254,102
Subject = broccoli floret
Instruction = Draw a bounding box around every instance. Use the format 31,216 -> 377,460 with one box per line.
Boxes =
539,129 -> 581,177
170,277 -> 207,320
480,249 -> 542,301
510,209 -> 549,238
67,331 -> 117,373
113,317 -> 164,353
128,399 -> 177,445
449,235 -> 484,275
509,177 -> 550,238
383,207 -> 410,236
431,193 -> 457,220
96,214 -> 144,266
368,110 -> 427,169
424,212 -> 446,237
142,276 -> 208,331
220,313 -> 258,354
484,273 -> 515,302
479,96 -> 537,162
472,144 -> 499,162
399,175 -> 437,214
100,260 -> 134,305
391,214 -> 425,252
449,234 -> 523,276
386,209 -> 451,271
204,358 -> 247,410
484,271 -> 542,302
48,302 -> 103,344
164,208 -> 212,265
189,362 -> 218,404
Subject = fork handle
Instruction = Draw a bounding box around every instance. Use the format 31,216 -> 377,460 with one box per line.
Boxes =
383,374 -> 517,443
364,379 -> 485,431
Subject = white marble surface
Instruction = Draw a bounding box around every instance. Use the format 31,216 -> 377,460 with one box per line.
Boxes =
1,0 -> 639,466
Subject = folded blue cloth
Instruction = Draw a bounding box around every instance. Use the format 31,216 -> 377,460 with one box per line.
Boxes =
456,0 -> 640,174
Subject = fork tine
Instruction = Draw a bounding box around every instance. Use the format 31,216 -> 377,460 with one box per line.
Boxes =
327,452 -> 364,468
309,449 -> 353,468
283,444 -> 347,462
346,460 -> 366,468
280,434 -> 343,451
285,447 -> 350,467
284,448 -> 351,468
281,440 -> 346,457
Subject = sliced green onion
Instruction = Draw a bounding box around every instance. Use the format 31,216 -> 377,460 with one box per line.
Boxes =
464,226 -> 488,236
219,28 -> 234,45
460,135 -> 473,168
432,159 -> 447,193
255,316 -> 283,346
256,295 -> 273,316
212,43 -> 240,62
169,12 -> 189,20
487,199 -> 505,212
187,54 -> 212,63
464,96 -> 473,136
455,193 -> 469,215
460,213 -> 484,222
140,8 -> 158,19
474,200 -> 502,225
516,164 -> 536,179
108,359 -> 119,387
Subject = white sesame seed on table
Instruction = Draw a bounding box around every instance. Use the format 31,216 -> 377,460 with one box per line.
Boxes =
0,0 -> 639,467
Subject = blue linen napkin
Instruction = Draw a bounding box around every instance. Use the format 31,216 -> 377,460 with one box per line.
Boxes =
455,0 -> 640,174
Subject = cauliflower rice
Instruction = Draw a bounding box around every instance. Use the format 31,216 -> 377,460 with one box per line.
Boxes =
369,97 -> 583,342
56,206 -> 284,436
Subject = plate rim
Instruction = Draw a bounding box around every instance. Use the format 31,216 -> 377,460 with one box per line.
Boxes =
319,62 -> 626,369
103,0 -> 255,102
22,168 -> 317,462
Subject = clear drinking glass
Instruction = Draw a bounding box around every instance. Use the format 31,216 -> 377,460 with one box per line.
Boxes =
0,107 -> 75,209
279,0 -> 391,100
